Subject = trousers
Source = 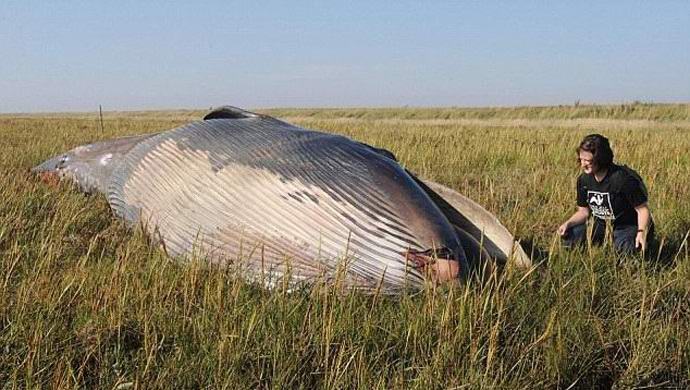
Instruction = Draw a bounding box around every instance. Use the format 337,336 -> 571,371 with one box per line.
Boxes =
561,221 -> 654,255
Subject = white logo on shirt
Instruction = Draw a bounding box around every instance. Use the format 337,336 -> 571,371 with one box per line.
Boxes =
587,191 -> 614,219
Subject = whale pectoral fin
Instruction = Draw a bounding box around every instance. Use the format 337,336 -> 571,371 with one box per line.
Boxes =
410,174 -> 531,269
454,226 -> 497,280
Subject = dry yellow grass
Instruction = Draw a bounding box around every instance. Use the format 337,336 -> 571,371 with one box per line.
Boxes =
1,104 -> 689,388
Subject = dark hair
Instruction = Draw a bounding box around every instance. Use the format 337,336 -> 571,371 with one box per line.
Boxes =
577,133 -> 613,169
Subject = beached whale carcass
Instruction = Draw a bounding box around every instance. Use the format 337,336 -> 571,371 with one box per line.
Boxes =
32,106 -> 530,292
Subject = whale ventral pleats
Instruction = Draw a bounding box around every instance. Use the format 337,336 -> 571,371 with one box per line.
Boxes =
31,104 -> 531,293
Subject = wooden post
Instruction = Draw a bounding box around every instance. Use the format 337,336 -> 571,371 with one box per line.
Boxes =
99,104 -> 104,132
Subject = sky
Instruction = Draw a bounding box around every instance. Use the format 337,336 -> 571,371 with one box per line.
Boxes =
0,1 -> 688,113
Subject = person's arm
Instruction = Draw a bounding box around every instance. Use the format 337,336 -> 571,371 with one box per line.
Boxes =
634,203 -> 651,251
619,171 -> 651,251
558,206 -> 590,236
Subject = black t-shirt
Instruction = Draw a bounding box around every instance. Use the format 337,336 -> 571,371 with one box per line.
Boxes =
576,164 -> 648,227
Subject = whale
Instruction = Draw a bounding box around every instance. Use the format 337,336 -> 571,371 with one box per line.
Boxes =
32,106 -> 530,293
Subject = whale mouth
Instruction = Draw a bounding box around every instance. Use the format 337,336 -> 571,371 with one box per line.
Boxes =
38,171 -> 61,187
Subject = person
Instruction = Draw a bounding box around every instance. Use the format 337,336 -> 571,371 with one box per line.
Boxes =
558,134 -> 653,254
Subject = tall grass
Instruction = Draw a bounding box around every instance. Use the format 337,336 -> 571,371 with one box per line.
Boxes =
1,104 -> 689,388
263,102 -> 690,121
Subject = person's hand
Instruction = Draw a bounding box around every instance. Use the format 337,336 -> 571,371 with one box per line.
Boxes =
557,221 -> 570,236
635,231 -> 647,251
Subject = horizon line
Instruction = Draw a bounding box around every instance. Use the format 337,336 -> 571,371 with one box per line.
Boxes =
2,100 -> 689,116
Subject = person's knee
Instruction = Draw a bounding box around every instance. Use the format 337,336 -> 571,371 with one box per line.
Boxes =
561,224 -> 586,248
613,226 -> 638,255
614,237 -> 637,254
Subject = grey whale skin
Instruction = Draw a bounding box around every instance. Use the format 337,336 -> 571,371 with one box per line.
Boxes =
33,106 -> 530,293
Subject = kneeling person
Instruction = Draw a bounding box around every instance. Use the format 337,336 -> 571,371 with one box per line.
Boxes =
557,134 -> 653,254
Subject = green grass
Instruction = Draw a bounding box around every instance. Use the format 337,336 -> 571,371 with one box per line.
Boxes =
1,104 -> 689,388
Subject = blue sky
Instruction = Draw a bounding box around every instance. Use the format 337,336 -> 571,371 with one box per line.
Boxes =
1,1 -> 688,112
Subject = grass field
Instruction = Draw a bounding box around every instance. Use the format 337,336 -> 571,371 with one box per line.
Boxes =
1,103 -> 690,388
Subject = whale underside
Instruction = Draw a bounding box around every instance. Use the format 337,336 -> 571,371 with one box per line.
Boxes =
33,106 -> 530,293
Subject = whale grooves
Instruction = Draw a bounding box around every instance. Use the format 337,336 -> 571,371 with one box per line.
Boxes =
33,106 -> 531,293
